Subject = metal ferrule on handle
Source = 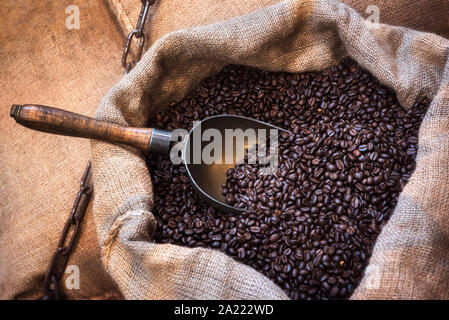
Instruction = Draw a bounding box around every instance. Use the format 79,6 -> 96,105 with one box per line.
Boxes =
149,128 -> 172,155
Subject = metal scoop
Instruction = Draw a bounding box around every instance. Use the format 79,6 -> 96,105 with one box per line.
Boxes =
10,104 -> 290,213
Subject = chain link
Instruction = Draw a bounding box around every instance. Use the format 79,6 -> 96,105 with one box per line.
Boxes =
122,0 -> 155,74
41,161 -> 93,300
41,0 -> 155,300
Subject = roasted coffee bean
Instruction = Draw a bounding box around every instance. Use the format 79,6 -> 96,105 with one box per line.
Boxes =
146,58 -> 429,300
269,233 -> 281,242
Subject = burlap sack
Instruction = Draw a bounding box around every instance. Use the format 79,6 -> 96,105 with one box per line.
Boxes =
0,0 -> 124,299
91,0 -> 449,299
109,0 -> 449,50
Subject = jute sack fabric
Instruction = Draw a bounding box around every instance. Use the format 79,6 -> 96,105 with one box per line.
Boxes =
108,0 -> 449,50
92,0 -> 449,299
0,0 -> 124,299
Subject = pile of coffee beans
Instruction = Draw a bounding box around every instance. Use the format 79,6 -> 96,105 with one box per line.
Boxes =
146,58 -> 429,299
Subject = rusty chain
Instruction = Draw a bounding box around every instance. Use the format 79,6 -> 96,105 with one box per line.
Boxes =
41,0 -> 155,300
41,161 -> 93,300
122,0 -> 155,74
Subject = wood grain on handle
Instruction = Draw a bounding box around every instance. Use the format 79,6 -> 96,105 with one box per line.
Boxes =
10,104 -> 153,153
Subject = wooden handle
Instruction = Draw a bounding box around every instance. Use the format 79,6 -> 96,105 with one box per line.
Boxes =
11,104 -> 153,153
